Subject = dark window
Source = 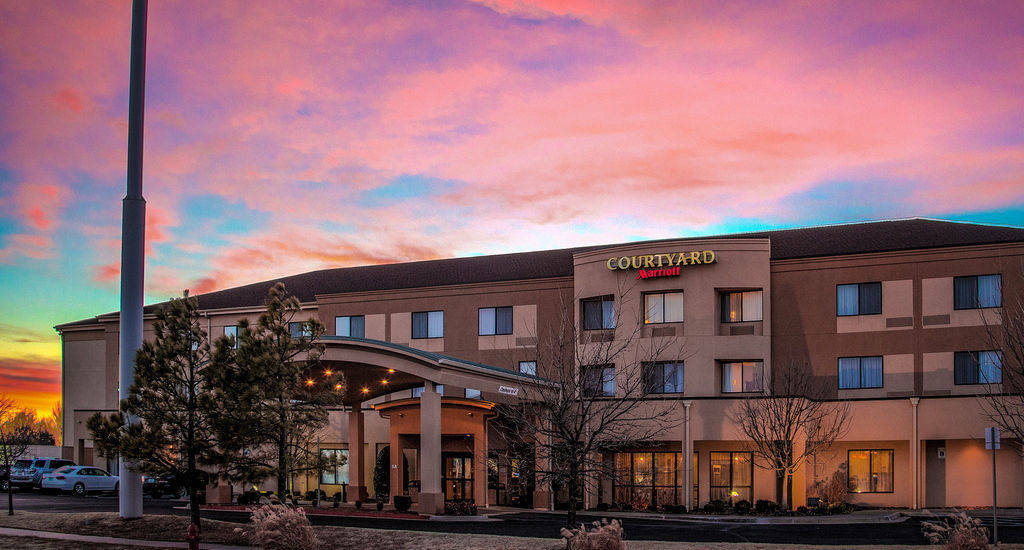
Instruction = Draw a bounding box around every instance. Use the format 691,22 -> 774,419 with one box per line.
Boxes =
583,365 -> 615,397
721,361 -> 763,393
710,451 -> 753,502
412,311 -> 444,339
582,297 -> 615,330
954,351 -> 1002,385
848,449 -> 893,493
288,322 -> 311,338
838,356 -> 884,389
720,290 -> 763,323
479,307 -> 513,335
335,316 -> 365,338
954,275 -> 1002,309
837,282 -> 882,316
643,361 -> 684,394
643,291 -> 684,324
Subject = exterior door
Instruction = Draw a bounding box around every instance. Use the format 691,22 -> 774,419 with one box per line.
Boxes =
442,453 -> 473,502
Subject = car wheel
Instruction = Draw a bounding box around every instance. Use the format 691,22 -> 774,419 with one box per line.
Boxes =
73,483 -> 86,497
0,480 -> 8,491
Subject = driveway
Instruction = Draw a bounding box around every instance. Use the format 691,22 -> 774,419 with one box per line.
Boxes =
4,490 -> 183,515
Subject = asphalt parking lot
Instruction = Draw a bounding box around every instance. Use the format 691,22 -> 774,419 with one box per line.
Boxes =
4,489 -> 183,515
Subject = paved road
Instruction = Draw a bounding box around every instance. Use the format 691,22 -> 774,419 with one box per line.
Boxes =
7,491 -> 1024,546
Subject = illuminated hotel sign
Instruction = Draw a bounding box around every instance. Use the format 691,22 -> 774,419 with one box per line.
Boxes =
606,250 -> 717,280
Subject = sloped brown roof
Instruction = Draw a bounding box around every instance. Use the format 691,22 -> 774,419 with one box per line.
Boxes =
56,218 -> 1024,329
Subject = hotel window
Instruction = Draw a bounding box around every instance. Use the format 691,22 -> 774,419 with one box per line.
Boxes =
465,388 -> 481,399
335,315 -> 365,338
710,451 -> 753,502
319,449 -> 348,485
721,361 -> 763,393
412,310 -> 444,339
847,449 -> 893,493
518,361 -> 537,376
954,351 -> 1002,385
289,321 -> 312,338
837,282 -> 882,316
721,290 -> 763,323
583,364 -> 615,397
838,356 -> 883,389
223,325 -> 238,348
612,452 -> 683,508
954,275 -> 1002,309
643,361 -> 684,394
644,291 -> 684,324
582,296 -> 616,330
479,306 -> 513,336
412,385 -> 444,397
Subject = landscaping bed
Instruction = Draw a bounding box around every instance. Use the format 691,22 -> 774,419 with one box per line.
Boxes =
202,503 -> 426,520
0,511 -> 250,545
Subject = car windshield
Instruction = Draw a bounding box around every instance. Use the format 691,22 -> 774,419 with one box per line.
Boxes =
32,460 -> 46,468
14,460 -> 31,468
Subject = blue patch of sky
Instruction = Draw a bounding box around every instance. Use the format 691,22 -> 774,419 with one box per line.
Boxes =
357,174 -> 461,208
942,207 -> 1024,228
179,194 -> 264,241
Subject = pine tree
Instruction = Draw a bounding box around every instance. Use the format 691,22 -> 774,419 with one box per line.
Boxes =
87,296 -> 218,531
208,282 -> 345,498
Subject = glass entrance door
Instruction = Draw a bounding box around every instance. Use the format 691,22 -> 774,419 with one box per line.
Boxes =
442,453 -> 473,502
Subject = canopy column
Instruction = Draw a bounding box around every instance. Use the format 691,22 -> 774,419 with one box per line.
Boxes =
418,382 -> 443,514
346,404 -> 367,503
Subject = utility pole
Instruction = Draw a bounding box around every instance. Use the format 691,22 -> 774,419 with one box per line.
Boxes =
118,0 -> 148,519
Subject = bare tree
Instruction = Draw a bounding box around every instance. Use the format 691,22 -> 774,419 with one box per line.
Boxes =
981,274 -> 1024,451
0,394 -> 31,515
729,364 -> 851,509
495,284 -> 682,526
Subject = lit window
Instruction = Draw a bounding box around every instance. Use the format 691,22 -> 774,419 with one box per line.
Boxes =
583,365 -> 615,397
412,311 -> 444,339
479,307 -> 513,336
223,325 -> 238,348
518,361 -> 537,376
954,351 -> 1002,385
643,361 -> 684,394
721,361 -> 763,393
837,282 -> 882,316
582,297 -> 615,330
465,388 -> 481,399
847,449 -> 893,493
335,316 -> 365,338
710,451 -> 753,502
644,292 -> 684,324
838,356 -> 883,389
954,275 -> 1002,309
721,291 -> 763,323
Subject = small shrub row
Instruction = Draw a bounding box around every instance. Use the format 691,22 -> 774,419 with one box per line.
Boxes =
444,500 -> 478,516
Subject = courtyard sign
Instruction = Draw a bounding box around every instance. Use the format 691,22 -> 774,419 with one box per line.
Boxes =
606,250 -> 717,280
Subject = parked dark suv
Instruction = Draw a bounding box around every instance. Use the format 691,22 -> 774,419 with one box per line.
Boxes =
9,458 -> 76,489
142,471 -> 209,502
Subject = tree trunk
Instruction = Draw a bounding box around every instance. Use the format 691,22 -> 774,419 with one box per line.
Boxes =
277,427 -> 288,499
566,462 -> 578,528
782,473 -> 792,510
7,472 -> 13,515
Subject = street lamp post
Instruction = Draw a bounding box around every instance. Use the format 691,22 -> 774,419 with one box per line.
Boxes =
118,0 -> 148,519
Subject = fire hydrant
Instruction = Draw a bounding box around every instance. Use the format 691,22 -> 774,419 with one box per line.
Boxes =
186,522 -> 200,550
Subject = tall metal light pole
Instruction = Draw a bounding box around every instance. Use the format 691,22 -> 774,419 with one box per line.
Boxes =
118,0 -> 148,519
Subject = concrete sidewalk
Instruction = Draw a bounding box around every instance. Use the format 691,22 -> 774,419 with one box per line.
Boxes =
482,506 -> 910,525
0,526 -> 253,549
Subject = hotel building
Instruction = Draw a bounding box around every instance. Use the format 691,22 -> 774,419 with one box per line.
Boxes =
56,218 -> 1024,513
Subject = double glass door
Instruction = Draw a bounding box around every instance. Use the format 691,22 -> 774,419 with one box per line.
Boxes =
443,453 -> 473,502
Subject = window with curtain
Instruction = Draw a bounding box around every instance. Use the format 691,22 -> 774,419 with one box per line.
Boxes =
478,307 -> 513,335
335,316 -> 365,338
412,310 -> 444,338
223,325 -> 238,348
954,274 -> 1002,309
583,365 -> 615,397
836,282 -> 882,316
582,297 -> 616,330
721,361 -> 763,393
954,351 -> 1003,385
643,291 -> 684,324
518,361 -> 537,376
847,449 -> 893,493
643,361 -> 684,394
720,290 -> 763,323
837,356 -> 884,389
289,321 -> 312,338
710,451 -> 753,502
320,449 -> 349,485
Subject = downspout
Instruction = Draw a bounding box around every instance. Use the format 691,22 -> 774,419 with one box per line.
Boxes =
911,397 -> 920,509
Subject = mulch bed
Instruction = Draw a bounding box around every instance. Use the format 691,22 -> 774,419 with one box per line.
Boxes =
201,504 -> 426,520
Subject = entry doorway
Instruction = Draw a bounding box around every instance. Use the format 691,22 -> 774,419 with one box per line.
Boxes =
443,452 -> 473,502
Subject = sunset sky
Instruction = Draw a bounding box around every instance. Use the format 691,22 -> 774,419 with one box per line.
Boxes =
0,1 -> 1022,417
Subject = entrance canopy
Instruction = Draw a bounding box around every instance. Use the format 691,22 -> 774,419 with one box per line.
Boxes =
317,336 -> 551,405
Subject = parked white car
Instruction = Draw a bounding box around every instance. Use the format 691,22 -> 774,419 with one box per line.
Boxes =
41,466 -> 119,495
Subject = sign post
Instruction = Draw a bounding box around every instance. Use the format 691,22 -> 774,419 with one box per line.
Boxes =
985,426 -> 1000,546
